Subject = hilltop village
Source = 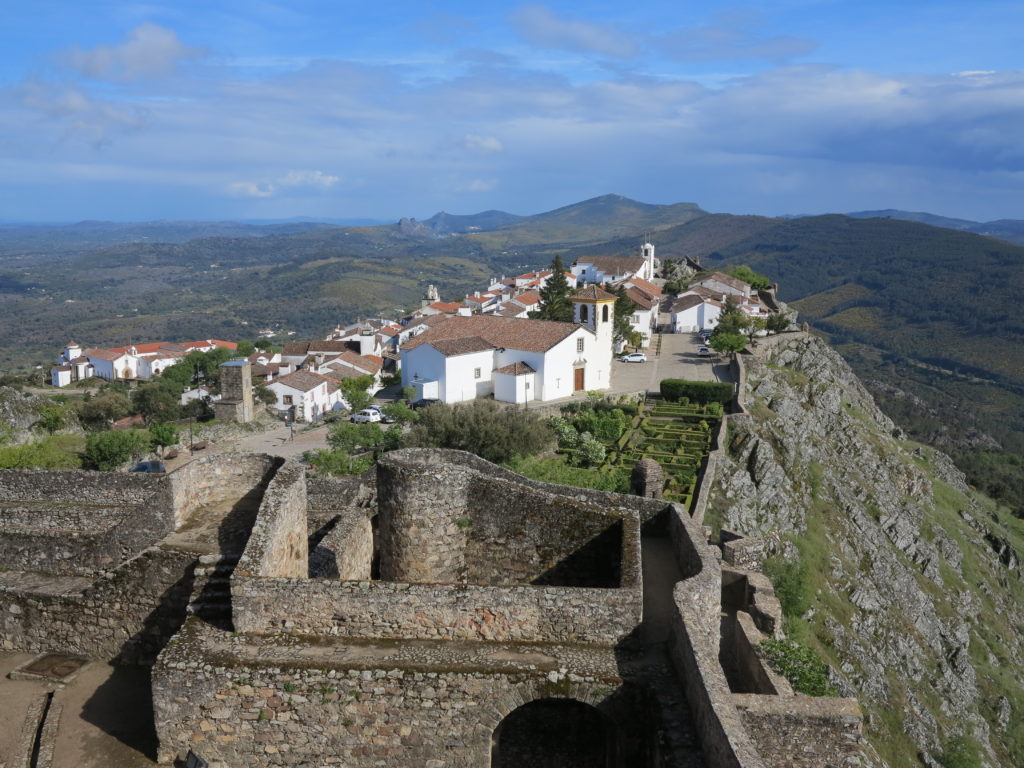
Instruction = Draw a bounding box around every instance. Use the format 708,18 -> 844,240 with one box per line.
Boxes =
48,243 -> 784,422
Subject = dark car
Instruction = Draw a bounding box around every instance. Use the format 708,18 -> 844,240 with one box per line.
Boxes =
408,398 -> 440,410
130,460 -> 167,473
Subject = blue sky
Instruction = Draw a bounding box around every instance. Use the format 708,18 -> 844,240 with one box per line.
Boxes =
2,1 -> 1023,222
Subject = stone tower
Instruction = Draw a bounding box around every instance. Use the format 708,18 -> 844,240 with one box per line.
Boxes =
213,359 -> 254,423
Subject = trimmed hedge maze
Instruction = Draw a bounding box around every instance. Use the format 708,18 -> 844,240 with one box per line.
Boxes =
603,399 -> 721,508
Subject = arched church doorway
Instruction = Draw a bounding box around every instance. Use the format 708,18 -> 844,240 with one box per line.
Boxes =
491,698 -> 618,767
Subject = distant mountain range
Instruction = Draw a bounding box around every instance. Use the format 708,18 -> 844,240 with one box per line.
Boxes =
843,209 -> 1024,245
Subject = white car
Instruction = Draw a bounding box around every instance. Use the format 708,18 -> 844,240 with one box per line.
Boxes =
350,409 -> 382,423
697,346 -> 712,357
619,352 -> 647,363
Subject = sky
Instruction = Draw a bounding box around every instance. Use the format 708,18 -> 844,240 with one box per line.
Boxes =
2,1 -> 1023,222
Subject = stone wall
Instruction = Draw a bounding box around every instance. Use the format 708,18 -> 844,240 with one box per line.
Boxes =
306,472 -> 376,532
0,468 -> 175,576
232,574 -> 640,643
167,453 -> 281,530
665,503 -> 768,768
234,460 -> 308,580
733,694 -> 863,768
0,546 -> 196,664
376,449 -> 649,588
309,511 -> 374,580
153,620 -> 644,768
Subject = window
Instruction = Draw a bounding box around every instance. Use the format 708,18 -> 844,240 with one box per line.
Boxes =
577,337 -> 585,353
283,395 -> 293,405
602,305 -> 609,322
474,367 -> 481,379
580,304 -> 589,322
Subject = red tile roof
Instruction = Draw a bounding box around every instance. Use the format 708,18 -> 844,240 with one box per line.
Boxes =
573,254 -> 645,277
494,361 -> 536,376
573,285 -> 616,302
271,370 -> 332,393
403,315 -> 582,355
624,276 -> 662,297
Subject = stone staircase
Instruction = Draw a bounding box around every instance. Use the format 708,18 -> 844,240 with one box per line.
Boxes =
187,553 -> 240,632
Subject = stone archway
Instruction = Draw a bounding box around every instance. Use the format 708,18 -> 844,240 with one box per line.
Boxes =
491,698 -> 618,768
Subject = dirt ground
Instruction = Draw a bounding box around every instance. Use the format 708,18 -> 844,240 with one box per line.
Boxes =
0,652 -> 158,767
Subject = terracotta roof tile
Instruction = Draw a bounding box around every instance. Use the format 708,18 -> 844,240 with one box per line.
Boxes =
573,285 -> 616,302
494,361 -> 536,376
403,315 -> 582,355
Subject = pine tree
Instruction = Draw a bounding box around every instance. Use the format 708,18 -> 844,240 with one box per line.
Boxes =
532,254 -> 573,322
613,285 -> 641,348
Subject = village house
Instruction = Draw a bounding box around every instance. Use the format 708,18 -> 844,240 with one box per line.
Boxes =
264,370 -> 345,423
572,242 -> 657,284
50,339 -> 237,387
400,287 -> 614,405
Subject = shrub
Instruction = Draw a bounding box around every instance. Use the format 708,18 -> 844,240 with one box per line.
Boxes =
763,555 -> 811,621
573,432 -> 606,467
404,400 -> 553,464
84,429 -> 152,470
504,456 -> 629,493
757,638 -> 836,697
0,435 -> 83,469
303,449 -> 374,476
327,422 -> 387,453
660,379 -> 734,405
937,736 -> 982,768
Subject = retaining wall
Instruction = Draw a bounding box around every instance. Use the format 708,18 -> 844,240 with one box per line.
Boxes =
167,453 -> 281,530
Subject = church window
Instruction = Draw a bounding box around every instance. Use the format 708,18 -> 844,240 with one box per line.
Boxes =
577,338 -> 585,353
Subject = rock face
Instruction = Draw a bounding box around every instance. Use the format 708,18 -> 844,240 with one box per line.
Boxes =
711,336 -> 1024,768
0,385 -> 45,444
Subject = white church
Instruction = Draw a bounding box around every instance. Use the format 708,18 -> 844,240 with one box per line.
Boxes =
400,286 -> 616,405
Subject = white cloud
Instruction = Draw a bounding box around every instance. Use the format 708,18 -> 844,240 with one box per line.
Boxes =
463,134 -> 503,153
65,23 -> 203,82
228,181 -> 275,198
511,5 -> 637,59
277,170 -> 340,188
228,170 -> 340,198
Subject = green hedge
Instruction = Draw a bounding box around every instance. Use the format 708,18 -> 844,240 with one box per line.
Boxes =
660,378 -> 734,405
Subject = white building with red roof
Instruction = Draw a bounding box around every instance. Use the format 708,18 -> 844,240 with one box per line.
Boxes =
399,289 -> 613,405
51,339 -> 237,387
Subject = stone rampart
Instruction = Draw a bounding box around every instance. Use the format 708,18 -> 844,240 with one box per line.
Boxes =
666,502 -> 768,768
733,694 -> 863,768
167,453 -> 281,530
376,449 -> 648,588
234,460 -> 308,580
0,546 -> 196,663
153,620 -> 642,768
232,575 -> 640,643
0,468 -> 175,576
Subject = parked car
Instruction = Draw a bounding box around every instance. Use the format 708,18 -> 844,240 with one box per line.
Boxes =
366,404 -> 397,423
350,409 -> 382,423
697,346 -> 712,357
408,398 -> 440,410
130,460 -> 167,473
619,352 -> 647,363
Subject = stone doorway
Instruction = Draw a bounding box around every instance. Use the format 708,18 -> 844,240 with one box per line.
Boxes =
491,698 -> 618,767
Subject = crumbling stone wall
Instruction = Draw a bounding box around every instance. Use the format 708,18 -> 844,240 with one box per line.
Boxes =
376,450 -> 646,587
167,453 -> 281,530
153,620 -> 639,768
234,460 -> 308,580
309,511 -> 374,580
305,471 -> 376,532
0,469 -> 175,576
232,576 -> 640,643
0,546 -> 196,663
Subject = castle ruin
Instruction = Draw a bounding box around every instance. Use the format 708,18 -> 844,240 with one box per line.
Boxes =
0,447 -> 861,766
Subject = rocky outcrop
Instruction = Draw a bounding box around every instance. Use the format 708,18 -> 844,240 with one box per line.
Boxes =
0,385 -> 46,444
711,336 -> 1024,768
